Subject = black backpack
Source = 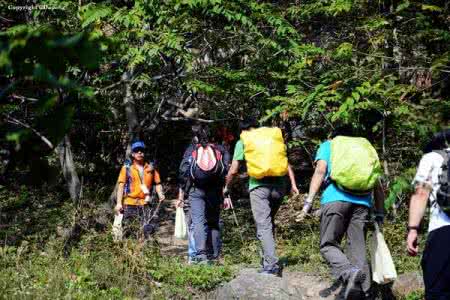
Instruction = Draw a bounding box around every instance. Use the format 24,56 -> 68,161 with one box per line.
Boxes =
434,150 -> 450,217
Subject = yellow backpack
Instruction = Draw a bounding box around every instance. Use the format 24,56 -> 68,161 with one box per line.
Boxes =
240,127 -> 288,179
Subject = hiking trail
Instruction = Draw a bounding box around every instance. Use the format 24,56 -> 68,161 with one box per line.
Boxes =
153,199 -> 343,300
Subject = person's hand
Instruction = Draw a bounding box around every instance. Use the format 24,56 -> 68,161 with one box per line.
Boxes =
157,192 -> 165,202
114,203 -> 123,215
223,197 -> 232,210
302,195 -> 313,214
291,185 -> 300,196
407,230 -> 419,256
302,202 -> 312,214
175,198 -> 184,208
374,211 -> 384,227
223,186 -> 230,197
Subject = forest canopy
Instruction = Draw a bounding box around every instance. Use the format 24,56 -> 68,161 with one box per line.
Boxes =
0,1 -> 449,298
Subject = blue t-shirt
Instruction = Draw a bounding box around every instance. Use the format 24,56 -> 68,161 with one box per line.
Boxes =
315,140 -> 372,207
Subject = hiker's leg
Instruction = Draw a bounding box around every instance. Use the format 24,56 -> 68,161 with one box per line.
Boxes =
319,201 -> 353,280
421,225 -> 450,299
122,206 -> 139,238
189,188 -> 208,261
346,205 -> 370,293
205,188 -> 222,259
269,186 -> 286,237
183,200 -> 196,259
250,186 -> 279,271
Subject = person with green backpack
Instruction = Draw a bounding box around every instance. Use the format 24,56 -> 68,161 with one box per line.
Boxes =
302,127 -> 385,299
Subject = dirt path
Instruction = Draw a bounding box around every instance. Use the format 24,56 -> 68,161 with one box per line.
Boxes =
151,199 -> 344,299
153,199 -> 188,257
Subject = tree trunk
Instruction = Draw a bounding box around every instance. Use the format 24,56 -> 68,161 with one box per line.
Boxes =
123,70 -> 141,144
57,135 -> 81,203
109,70 -> 141,206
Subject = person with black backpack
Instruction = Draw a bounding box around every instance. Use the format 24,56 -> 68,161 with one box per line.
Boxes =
407,129 -> 450,300
177,125 -> 230,264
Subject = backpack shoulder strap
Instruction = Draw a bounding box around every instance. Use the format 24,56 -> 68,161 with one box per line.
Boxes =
433,150 -> 450,170
124,160 -> 132,195
433,150 -> 448,159
191,144 -> 201,159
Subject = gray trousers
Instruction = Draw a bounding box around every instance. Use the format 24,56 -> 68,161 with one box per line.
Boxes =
319,201 -> 370,292
250,185 -> 285,271
189,187 -> 222,261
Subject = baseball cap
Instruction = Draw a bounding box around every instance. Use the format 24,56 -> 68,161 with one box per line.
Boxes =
131,141 -> 145,152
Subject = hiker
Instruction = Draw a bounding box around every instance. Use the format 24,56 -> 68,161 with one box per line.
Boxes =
302,126 -> 385,299
115,140 -> 166,238
177,134 -> 199,263
177,125 -> 230,264
407,129 -> 450,300
224,118 -> 299,276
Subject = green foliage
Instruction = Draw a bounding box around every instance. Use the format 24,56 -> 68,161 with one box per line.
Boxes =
1,25 -> 103,149
385,168 -> 416,211
403,290 -> 425,300
0,188 -> 232,299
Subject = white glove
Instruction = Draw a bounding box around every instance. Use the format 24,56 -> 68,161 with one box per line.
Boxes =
302,195 -> 314,214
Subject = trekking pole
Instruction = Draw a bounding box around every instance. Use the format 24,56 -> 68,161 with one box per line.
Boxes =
227,197 -> 245,244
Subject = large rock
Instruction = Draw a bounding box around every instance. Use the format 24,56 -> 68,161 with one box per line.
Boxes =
210,268 -> 342,300
392,272 -> 424,297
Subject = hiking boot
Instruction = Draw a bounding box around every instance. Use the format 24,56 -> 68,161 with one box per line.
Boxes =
343,269 -> 365,300
189,256 -> 209,265
258,265 -> 282,277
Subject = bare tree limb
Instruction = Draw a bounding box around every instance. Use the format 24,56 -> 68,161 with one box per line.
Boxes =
10,95 -> 39,102
161,114 -> 237,123
4,115 -> 54,149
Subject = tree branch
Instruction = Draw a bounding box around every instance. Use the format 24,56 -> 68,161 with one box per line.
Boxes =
4,115 -> 54,149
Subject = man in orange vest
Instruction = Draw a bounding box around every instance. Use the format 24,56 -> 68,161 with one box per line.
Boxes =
115,141 -> 165,238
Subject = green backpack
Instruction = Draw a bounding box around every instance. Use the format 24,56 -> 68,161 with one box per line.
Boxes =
330,136 -> 382,195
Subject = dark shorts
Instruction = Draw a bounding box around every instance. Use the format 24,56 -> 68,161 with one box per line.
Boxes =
421,225 -> 450,300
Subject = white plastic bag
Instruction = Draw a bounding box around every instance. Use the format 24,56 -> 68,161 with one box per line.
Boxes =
112,213 -> 123,242
370,223 -> 397,284
174,207 -> 187,239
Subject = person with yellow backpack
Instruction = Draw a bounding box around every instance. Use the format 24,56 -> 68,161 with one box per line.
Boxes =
302,126 -> 385,299
224,118 -> 299,276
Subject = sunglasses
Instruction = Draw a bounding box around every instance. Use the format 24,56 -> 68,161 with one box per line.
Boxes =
132,148 -> 145,153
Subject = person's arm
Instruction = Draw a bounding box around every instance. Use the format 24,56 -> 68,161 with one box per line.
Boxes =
176,188 -> 184,208
373,182 -> 385,212
287,164 -> 299,195
407,184 -> 430,256
225,160 -> 240,192
155,184 -> 165,202
372,180 -> 386,224
303,160 -> 327,213
152,170 -> 165,201
115,167 -> 127,214
115,182 -> 124,214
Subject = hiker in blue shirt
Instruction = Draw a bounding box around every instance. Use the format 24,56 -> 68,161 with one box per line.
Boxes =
302,126 -> 385,299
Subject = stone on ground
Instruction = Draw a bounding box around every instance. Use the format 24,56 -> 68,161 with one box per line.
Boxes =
211,268 -> 343,300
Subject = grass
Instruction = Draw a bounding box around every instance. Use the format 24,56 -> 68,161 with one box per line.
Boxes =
0,233 -> 233,299
0,185 -> 426,299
